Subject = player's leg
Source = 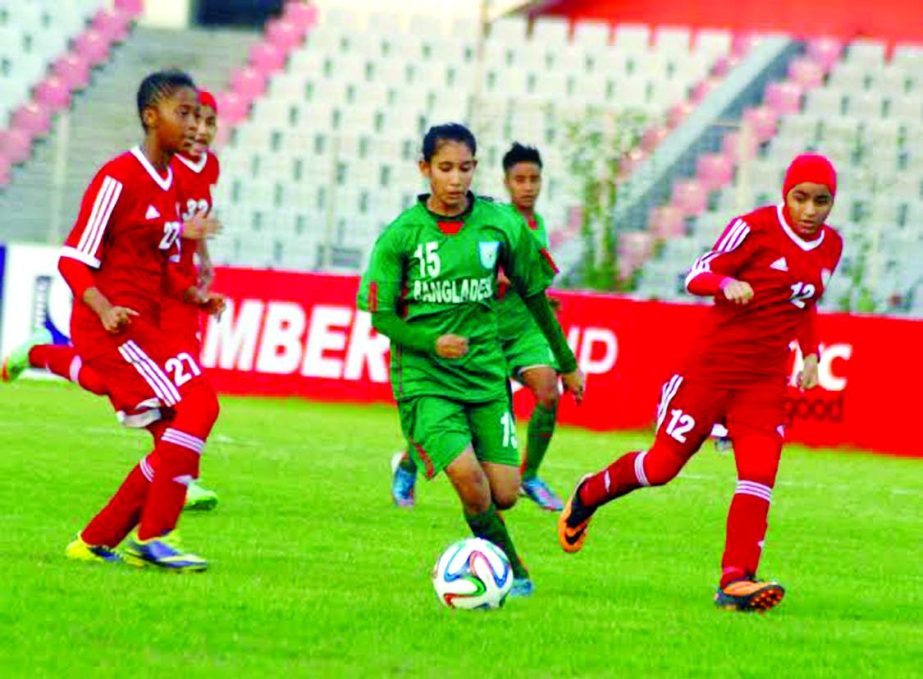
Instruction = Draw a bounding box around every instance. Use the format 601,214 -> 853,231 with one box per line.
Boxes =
1,328 -> 52,382
518,365 -> 562,511
715,384 -> 786,612
468,399 -> 533,596
559,374 -> 726,553
390,447 -> 418,508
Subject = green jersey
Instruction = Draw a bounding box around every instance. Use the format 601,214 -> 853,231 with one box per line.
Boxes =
497,205 -> 553,342
357,194 -> 555,403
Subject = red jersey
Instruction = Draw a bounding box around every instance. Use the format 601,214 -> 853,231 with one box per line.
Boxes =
161,150 -> 221,351
683,204 -> 843,386
168,150 -> 220,292
62,147 -> 182,353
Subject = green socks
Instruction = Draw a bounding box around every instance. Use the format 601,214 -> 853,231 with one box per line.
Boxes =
465,504 -> 528,579
522,402 -> 557,480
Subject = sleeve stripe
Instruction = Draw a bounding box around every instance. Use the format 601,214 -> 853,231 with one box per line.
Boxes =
684,219 -> 750,288
60,245 -> 101,268
77,176 -> 122,258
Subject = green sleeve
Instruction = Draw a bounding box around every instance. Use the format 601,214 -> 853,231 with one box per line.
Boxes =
371,310 -> 438,354
357,228 -> 403,312
523,293 -> 578,373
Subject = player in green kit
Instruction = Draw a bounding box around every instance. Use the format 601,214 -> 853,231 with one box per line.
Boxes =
496,143 -> 564,510
389,143 -> 566,511
359,124 -> 585,597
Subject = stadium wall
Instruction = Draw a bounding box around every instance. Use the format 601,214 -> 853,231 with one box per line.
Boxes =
543,0 -> 923,44
2,246 -> 919,458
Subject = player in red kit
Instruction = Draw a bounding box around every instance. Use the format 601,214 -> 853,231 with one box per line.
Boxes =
57,70 -> 221,570
2,90 -> 225,512
558,154 -> 843,612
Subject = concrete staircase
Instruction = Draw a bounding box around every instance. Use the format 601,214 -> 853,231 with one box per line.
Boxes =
0,26 -> 259,244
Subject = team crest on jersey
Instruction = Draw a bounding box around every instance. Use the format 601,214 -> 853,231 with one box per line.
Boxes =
478,241 -> 500,269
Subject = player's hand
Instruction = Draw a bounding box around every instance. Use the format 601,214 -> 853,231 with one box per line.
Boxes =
798,353 -> 819,390
548,296 -> 562,314
561,368 -> 586,404
720,279 -> 754,305
100,305 -> 138,333
182,213 -> 221,240
435,334 -> 469,359
198,291 -> 226,319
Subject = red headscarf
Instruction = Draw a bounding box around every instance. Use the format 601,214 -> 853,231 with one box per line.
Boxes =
198,90 -> 218,115
782,153 -> 836,199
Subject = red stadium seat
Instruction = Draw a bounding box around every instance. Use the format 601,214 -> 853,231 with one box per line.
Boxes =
806,37 -> 843,72
283,1 -> 318,34
231,67 -> 268,102
1,127 -> 35,164
721,130 -> 759,161
649,205 -> 686,239
787,57 -> 825,88
742,105 -> 778,143
266,18 -> 304,53
11,102 -> 52,137
91,8 -> 132,43
34,75 -> 71,110
74,29 -> 111,67
695,152 -> 734,191
671,179 -> 708,216
764,80 -> 803,115
250,41 -> 287,74
53,52 -> 91,90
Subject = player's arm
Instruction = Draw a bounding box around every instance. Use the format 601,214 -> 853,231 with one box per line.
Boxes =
197,239 -> 214,290
59,170 -> 137,333
357,230 -> 466,358
685,217 -> 757,305
501,220 -> 584,401
795,306 -> 819,389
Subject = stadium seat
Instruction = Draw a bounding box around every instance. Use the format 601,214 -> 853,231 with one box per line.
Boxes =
764,81 -> 803,115
805,36 -> 843,72
696,152 -> 735,191
33,75 -> 71,110
671,178 -> 708,216
787,58 -> 825,89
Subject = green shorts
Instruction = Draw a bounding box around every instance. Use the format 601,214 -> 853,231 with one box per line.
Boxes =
501,328 -> 559,381
398,396 -> 519,479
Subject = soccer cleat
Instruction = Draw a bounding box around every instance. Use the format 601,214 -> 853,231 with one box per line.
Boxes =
122,531 -> 208,572
65,536 -> 122,564
1,327 -> 52,382
184,479 -> 218,511
714,578 -> 786,613
390,451 -> 416,508
558,475 -> 595,554
520,476 -> 564,511
509,578 -> 534,598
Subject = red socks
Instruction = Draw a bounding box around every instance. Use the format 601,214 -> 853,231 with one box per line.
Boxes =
81,462 -> 151,547
136,433 -> 202,540
578,451 -> 646,508
720,481 -> 773,587
28,344 -> 108,396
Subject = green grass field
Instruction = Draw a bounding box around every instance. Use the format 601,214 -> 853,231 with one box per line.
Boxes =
1,382 -> 920,677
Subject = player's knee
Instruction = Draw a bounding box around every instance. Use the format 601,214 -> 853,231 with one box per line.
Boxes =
534,383 -> 559,410
493,487 -> 519,510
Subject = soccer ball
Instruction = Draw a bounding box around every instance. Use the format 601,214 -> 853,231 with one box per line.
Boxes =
432,537 -> 513,610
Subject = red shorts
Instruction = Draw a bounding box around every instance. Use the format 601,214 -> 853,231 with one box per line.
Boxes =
652,371 -> 786,457
159,297 -> 202,358
73,316 -> 210,425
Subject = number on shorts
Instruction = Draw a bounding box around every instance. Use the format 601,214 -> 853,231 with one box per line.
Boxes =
165,352 -> 202,387
500,411 -> 518,448
665,408 -> 695,443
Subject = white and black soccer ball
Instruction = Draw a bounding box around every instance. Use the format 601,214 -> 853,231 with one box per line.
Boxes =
432,538 -> 513,610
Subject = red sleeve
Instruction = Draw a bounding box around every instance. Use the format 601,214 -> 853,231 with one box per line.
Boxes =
60,167 -> 124,268
684,216 -> 756,296
796,306 -> 819,357
58,256 -> 97,300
